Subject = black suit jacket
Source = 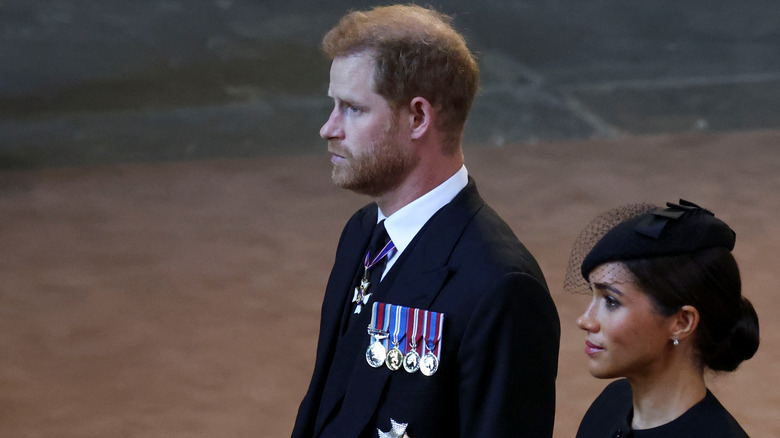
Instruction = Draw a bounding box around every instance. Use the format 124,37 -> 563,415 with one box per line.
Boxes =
292,179 -> 560,437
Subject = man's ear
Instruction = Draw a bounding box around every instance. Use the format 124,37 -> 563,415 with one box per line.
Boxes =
407,96 -> 433,140
670,305 -> 700,343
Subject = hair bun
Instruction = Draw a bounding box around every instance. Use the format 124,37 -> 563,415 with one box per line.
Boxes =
703,297 -> 760,372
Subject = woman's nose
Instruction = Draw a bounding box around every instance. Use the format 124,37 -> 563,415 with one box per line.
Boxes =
576,305 -> 598,332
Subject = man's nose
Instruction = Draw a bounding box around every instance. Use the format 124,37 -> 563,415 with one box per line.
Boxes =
320,108 -> 343,140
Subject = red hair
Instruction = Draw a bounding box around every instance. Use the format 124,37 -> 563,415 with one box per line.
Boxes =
322,5 -> 479,153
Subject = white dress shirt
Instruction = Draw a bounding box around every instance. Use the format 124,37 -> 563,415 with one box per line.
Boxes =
377,165 -> 469,278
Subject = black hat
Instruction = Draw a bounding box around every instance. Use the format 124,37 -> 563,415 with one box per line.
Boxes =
581,200 -> 736,279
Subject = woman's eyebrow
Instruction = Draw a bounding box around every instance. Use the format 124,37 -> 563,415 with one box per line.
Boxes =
591,282 -> 624,296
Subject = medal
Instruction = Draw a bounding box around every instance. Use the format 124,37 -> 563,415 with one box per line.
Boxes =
420,352 -> 439,377
366,337 -> 388,368
366,303 -> 390,367
385,304 -> 407,371
377,418 -> 411,438
403,307 -> 422,373
403,349 -> 420,373
386,347 -> 403,371
367,325 -> 389,368
352,237 -> 395,314
419,309 -> 444,377
352,271 -> 372,314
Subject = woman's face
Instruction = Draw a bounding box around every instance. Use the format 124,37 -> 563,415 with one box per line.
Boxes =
576,262 -> 677,380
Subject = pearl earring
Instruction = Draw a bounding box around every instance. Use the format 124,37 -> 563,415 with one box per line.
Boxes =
673,338 -> 679,346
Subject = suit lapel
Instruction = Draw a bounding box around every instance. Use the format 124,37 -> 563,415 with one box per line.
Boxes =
335,181 -> 485,436
320,207 -> 378,345
387,179 -> 483,308
311,207 -> 378,436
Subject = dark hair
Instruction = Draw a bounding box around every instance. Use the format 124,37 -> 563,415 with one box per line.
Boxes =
624,247 -> 760,372
321,4 -> 479,154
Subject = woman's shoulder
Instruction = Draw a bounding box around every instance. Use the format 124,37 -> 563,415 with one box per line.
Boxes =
576,379 -> 633,438
576,382 -> 750,438
666,389 -> 749,437
590,379 -> 633,410
627,389 -> 749,437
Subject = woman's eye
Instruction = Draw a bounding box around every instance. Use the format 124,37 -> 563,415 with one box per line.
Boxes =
604,295 -> 620,309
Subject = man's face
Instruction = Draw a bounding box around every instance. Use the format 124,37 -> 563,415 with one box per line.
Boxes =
320,52 -> 415,197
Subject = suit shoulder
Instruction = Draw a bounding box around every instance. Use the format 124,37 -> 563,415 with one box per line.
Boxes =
456,202 -> 545,280
337,204 -> 376,236
345,203 -> 376,226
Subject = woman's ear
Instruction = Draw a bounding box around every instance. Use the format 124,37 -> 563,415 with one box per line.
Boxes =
670,305 -> 700,343
408,96 -> 432,140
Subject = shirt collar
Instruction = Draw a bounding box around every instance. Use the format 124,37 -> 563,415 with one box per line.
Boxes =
378,165 -> 468,257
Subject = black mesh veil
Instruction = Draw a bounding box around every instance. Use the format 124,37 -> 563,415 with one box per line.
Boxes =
563,203 -> 658,294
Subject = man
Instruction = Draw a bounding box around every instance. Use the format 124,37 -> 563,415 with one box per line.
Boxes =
292,5 -> 560,437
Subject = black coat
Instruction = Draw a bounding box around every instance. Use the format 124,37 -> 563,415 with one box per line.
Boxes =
576,379 -> 749,438
292,179 -> 560,437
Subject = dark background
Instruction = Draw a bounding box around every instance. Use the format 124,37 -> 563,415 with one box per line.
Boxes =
2,0 -> 779,167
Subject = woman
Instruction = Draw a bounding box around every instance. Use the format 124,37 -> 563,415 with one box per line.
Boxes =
564,200 -> 760,437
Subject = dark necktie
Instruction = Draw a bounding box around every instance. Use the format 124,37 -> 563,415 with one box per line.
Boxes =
339,220 -> 394,336
352,220 -> 394,314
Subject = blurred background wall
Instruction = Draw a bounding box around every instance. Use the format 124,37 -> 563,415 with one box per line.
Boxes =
1,0 -> 779,168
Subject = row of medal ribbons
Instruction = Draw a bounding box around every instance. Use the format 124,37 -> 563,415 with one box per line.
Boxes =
366,302 -> 444,376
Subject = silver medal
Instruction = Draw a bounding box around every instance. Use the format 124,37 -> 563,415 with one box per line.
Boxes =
377,418 -> 411,438
366,340 -> 388,368
403,349 -> 420,373
366,326 -> 389,368
420,351 -> 439,376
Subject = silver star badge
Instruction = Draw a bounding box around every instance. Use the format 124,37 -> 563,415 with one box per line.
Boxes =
377,418 -> 410,438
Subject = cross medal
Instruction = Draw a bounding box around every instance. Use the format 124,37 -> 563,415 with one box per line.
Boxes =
352,236 -> 395,314
352,268 -> 372,314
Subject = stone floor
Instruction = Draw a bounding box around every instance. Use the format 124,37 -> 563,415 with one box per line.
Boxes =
2,130 -> 779,437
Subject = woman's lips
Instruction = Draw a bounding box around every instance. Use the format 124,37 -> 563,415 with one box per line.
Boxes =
585,340 -> 605,356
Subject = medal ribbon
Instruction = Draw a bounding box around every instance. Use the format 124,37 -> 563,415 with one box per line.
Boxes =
368,302 -> 380,332
369,302 -> 391,342
372,304 -> 444,359
406,307 -> 425,356
364,239 -> 395,272
424,310 -> 444,359
381,303 -> 393,348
